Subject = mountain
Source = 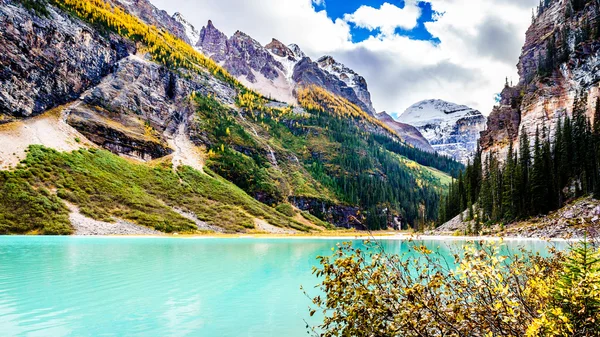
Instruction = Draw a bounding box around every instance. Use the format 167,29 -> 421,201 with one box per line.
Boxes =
398,99 -> 487,163
108,0 -> 192,44
194,20 -> 377,115
375,112 -> 434,153
0,0 -> 457,234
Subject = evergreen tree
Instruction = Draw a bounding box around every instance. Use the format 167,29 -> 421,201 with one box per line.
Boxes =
502,141 -> 516,220
530,128 -> 546,215
518,129 -> 531,217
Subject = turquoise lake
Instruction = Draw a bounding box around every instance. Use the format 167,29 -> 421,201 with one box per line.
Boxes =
0,237 -> 566,337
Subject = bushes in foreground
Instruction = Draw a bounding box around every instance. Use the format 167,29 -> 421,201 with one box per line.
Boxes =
307,239 -> 600,336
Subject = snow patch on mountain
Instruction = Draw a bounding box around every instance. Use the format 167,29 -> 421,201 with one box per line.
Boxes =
172,12 -> 200,46
289,44 -> 306,59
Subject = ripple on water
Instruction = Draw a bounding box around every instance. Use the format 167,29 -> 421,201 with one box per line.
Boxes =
0,237 -> 566,337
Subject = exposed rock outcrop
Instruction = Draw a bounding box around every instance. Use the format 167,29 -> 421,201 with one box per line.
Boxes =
479,85 -> 522,158
289,196 -> 366,230
0,1 -> 132,118
197,20 -> 229,62
481,0 -> 600,159
265,38 -> 296,60
65,55 -> 235,160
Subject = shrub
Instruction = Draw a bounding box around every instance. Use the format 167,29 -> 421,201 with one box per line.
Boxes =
306,239 -> 600,336
528,239 -> 600,336
275,203 -> 295,217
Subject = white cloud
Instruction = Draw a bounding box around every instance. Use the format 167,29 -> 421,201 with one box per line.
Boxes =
148,0 -> 538,116
343,2 -> 422,37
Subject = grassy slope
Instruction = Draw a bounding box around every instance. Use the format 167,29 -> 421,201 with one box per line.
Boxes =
0,146 -> 311,235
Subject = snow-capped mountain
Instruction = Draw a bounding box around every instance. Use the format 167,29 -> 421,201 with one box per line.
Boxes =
398,99 -> 487,163
172,12 -> 200,46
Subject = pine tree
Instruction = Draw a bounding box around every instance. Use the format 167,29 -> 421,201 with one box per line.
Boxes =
502,141 -> 516,220
541,126 -> 554,212
518,129 -> 531,217
530,127 -> 545,215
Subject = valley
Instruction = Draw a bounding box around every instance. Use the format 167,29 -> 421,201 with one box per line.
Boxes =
0,0 -> 458,235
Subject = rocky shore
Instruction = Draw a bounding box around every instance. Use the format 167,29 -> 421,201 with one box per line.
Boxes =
68,204 -> 163,236
434,197 -> 600,240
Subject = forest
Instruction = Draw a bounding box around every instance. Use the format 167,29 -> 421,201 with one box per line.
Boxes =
439,93 -> 600,231
196,90 -> 455,230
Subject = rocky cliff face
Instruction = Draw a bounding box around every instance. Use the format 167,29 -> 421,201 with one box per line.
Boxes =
66,54 -> 235,160
0,1 -> 132,119
481,0 -> 600,158
0,0 -> 236,159
316,56 -> 375,115
110,0 -> 192,44
375,111 -> 434,152
398,99 -> 487,163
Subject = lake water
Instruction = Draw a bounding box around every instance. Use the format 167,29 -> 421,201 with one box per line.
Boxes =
0,237 -> 566,337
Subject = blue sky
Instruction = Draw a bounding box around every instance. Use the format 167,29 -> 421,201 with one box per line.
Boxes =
313,0 -> 440,43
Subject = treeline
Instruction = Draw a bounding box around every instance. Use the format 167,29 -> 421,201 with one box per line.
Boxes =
372,134 -> 463,178
298,86 -> 463,177
303,111 -> 442,230
439,93 -> 600,230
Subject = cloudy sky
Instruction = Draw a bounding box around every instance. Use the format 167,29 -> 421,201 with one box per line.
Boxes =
150,0 -> 539,117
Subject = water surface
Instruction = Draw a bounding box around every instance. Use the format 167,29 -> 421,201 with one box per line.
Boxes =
0,237 -> 565,337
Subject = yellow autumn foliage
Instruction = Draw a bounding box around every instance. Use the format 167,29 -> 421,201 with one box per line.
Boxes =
296,85 -> 403,140
52,0 -> 241,87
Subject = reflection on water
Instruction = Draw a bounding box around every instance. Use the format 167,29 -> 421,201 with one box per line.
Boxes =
0,237 -> 566,337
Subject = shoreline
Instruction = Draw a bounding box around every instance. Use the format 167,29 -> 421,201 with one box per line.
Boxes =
2,232 -> 582,242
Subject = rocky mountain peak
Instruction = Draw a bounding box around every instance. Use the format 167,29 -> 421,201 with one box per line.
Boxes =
313,55 -> 375,115
197,19 -> 228,61
172,12 -> 200,45
288,44 -> 307,60
265,38 -> 295,59
317,55 -> 336,67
